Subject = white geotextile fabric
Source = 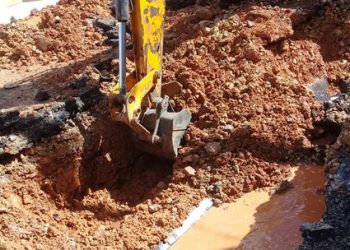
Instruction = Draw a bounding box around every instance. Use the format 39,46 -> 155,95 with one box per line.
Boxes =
156,198 -> 214,250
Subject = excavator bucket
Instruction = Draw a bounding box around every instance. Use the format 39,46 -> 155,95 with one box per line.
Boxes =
110,93 -> 191,159
112,0 -> 191,159
137,106 -> 192,159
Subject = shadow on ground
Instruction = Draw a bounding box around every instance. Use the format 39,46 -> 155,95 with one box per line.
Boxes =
35,95 -> 174,221
0,50 -> 111,110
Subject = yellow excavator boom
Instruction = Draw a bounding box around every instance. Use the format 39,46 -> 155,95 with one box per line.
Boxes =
110,0 -> 191,159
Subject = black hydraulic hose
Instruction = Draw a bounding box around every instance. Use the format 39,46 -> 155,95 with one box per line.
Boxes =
115,0 -> 129,95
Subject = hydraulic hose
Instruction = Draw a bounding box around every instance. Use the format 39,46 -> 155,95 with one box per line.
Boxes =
115,0 -> 129,95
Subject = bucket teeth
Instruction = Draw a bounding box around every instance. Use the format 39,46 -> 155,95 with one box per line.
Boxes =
137,108 -> 191,159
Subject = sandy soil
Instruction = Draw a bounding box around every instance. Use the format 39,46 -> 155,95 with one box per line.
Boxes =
0,0 -> 349,249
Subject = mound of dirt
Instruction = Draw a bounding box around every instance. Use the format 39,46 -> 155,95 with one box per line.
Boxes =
0,0 -> 349,249
165,3 -> 326,204
0,0 -> 110,69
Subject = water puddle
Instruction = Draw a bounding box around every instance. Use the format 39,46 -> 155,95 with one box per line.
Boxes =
170,165 -> 325,250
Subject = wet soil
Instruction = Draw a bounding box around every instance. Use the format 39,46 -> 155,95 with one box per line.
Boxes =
171,164 -> 325,250
0,0 -> 349,249
299,92 -> 350,249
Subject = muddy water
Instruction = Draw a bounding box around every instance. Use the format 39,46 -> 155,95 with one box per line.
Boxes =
171,165 -> 325,250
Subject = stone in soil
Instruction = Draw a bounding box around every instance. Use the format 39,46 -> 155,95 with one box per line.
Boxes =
94,18 -> 116,31
1,0 -> 350,249
70,74 -> 89,89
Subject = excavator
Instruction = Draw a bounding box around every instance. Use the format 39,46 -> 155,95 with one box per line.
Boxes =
110,0 -> 192,159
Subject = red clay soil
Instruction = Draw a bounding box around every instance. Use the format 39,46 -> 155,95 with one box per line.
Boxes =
0,0 -> 349,249
0,0 -> 110,69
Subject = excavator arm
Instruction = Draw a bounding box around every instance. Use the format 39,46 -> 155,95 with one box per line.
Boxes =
110,0 -> 191,159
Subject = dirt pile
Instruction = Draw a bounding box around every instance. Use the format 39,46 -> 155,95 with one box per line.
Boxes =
0,0 -> 350,249
0,0 -> 110,69
165,3 -> 327,204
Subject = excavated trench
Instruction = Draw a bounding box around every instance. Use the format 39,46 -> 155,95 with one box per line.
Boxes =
0,55 -> 337,249
1,0 -> 350,249
2,90 -> 175,207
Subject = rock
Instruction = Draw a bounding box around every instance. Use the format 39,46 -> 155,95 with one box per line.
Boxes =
10,16 -> 16,24
54,16 -> 61,23
0,199 -> 9,213
47,225 -> 58,237
35,36 -> 51,52
300,222 -> 333,241
4,82 -> 20,89
136,203 -> 148,211
105,29 -> 119,39
156,218 -> 166,227
35,244 -> 44,250
35,90 -> 51,102
8,134 -> 16,142
206,185 -> 214,192
22,194 -> 32,205
213,181 -> 223,193
78,87 -> 103,109
203,27 -> 211,34
99,72 -> 113,82
280,40 -> 289,52
223,124 -> 234,132
161,81 -> 183,97
232,164 -> 240,173
65,97 -> 84,114
213,198 -> 223,206
30,8 -> 39,16
94,18 -> 116,31
275,180 -> 294,194
247,20 -> 255,27
104,152 -> 112,162
66,221 -> 77,228
184,166 -> 196,176
148,204 -> 161,213
1,134 -> 29,156
244,47 -> 262,63
205,142 -> 222,156
70,74 -> 89,89
0,175 -> 10,185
